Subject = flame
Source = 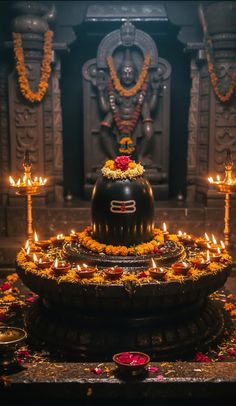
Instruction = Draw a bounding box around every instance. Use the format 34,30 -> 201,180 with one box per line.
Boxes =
26,246 -> 30,255
34,177 -> 38,182
212,234 -> 217,245
54,258 -> 58,268
207,242 -> 211,249
205,233 -> 210,241
34,231 -> 38,243
39,177 -> 43,184
82,263 -> 88,268
71,229 -> 76,235
208,177 -> 213,183
178,230 -> 182,236
27,179 -> 32,186
216,175 -> 221,182
188,235 -> 192,240
163,222 -> 167,233
217,247 -> 221,255
9,176 -> 15,186
43,178 -> 47,185
17,179 -> 21,186
206,250 -> 210,261
220,240 -> 225,249
33,253 -> 38,262
39,258 -> 42,263
25,240 -> 30,250
151,258 -> 157,268
56,233 -> 64,240
77,264 -> 81,271
159,267 -> 164,273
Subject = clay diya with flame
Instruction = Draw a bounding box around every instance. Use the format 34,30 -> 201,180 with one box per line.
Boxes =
177,231 -> 195,246
190,252 -> 210,269
33,232 -> 51,249
172,261 -> 191,276
162,222 -> 170,242
36,256 -> 54,269
104,266 -> 123,280
76,264 -> 96,279
50,234 -> 65,247
148,259 -> 167,281
70,230 -> 79,242
52,258 -> 70,274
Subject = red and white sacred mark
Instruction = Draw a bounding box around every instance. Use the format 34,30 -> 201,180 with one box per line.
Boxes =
110,200 -> 136,213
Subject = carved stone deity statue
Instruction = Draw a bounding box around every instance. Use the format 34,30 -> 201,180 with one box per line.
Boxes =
96,46 -> 161,165
82,20 -> 171,198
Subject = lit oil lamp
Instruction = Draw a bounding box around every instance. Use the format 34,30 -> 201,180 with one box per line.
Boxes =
26,248 -> 44,262
190,253 -> 210,269
76,263 -> 96,279
104,266 -> 123,280
207,149 -> 236,248
70,229 -> 78,242
162,222 -> 169,242
210,247 -> 222,262
52,258 -> 70,274
148,258 -> 167,281
172,261 -> 191,276
195,233 -> 210,249
177,231 -> 195,246
50,233 -> 65,247
36,256 -> 53,269
9,151 -> 47,242
208,234 -> 220,253
33,231 -> 51,249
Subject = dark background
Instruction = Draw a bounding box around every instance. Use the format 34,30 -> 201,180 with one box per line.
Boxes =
0,1 -> 215,200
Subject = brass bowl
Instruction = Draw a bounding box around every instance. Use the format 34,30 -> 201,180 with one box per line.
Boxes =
0,327 -> 27,371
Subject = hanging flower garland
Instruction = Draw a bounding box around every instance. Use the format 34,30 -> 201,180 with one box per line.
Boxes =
107,52 -> 151,97
199,6 -> 236,103
119,136 -> 135,154
12,30 -> 53,103
204,35 -> 236,103
108,77 -> 148,140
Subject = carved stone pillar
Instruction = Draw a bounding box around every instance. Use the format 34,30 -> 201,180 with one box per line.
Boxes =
2,1 -> 64,205
187,1 -> 236,205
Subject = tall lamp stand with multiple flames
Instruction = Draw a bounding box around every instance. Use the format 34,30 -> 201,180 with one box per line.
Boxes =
208,149 -> 236,249
9,151 -> 47,242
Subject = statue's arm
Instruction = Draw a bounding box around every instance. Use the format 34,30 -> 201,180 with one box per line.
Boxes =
149,71 -> 161,112
141,100 -> 153,138
96,70 -> 110,113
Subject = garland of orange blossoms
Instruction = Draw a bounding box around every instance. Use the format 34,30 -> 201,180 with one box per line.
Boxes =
78,226 -> 165,256
119,136 -> 135,154
13,31 -> 53,103
204,35 -> 236,103
107,52 -> 151,97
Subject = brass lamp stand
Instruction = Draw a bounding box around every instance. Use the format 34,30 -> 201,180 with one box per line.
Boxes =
208,149 -> 236,248
9,151 -> 47,242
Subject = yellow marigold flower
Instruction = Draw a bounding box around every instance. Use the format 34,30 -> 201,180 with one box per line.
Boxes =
6,273 -> 19,283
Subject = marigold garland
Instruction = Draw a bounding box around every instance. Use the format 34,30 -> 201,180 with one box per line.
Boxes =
13,30 -> 53,103
78,226 -> 164,256
101,158 -> 144,180
205,35 -> 236,103
107,52 -> 151,97
119,136 -> 135,154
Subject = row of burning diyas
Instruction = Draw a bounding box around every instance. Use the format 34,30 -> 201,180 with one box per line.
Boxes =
23,230 -> 79,252
162,223 -> 226,251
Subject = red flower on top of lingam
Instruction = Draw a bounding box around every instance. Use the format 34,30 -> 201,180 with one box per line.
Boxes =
114,156 -> 132,171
